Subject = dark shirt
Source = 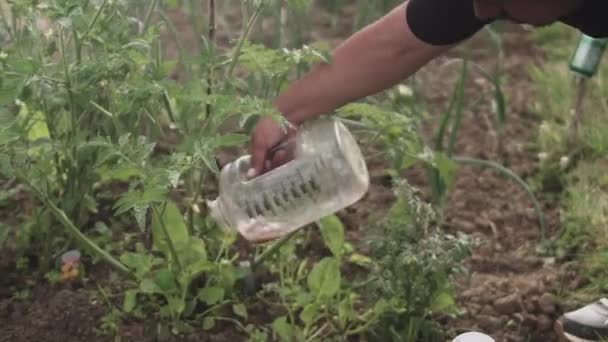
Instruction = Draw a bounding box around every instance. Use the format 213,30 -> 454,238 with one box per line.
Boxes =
406,0 -> 608,46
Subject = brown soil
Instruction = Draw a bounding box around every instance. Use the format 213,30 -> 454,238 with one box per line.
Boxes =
0,4 -> 586,342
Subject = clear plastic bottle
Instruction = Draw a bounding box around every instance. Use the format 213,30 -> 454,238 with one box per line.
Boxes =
207,117 -> 369,242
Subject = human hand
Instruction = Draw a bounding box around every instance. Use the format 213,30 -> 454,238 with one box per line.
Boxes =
247,116 -> 297,179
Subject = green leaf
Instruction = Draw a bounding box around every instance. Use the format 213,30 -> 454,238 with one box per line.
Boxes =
272,316 -> 292,341
232,303 -> 247,319
25,110 -> 50,142
317,215 -> 344,258
300,303 -> 319,326
167,296 -> 185,316
338,297 -> 351,329
218,263 -> 238,292
140,278 -> 162,294
120,252 -> 153,279
347,253 -> 373,268
434,152 -> 457,191
430,291 -> 456,312
202,317 -> 215,330
154,268 -> 177,293
198,287 -> 224,306
123,290 -> 137,313
215,134 -> 249,148
185,259 -> 213,280
151,201 -> 189,259
307,257 -> 340,298
179,237 -> 207,268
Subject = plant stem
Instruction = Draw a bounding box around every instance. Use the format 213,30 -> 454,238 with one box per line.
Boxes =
205,0 -> 215,120
226,0 -> 265,79
59,29 -> 78,133
0,1 -> 12,40
153,204 -> 183,273
253,228 -> 301,267
84,0 -> 107,38
142,0 -> 157,34
20,176 -> 131,276
188,170 -> 205,233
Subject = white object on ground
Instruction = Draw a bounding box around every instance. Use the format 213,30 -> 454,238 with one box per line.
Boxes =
452,332 -> 495,342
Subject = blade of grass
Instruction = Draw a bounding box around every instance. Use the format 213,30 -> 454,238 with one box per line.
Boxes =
447,52 -> 469,157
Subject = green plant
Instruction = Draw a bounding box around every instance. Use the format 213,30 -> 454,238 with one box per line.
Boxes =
255,214 -> 386,341
364,180 -> 472,341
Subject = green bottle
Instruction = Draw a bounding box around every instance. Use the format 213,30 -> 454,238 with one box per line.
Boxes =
569,33 -> 607,78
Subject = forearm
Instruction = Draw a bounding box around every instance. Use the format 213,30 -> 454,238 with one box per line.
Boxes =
274,1 -> 453,125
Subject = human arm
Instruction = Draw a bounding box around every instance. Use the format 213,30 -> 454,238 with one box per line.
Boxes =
247,0 -> 476,177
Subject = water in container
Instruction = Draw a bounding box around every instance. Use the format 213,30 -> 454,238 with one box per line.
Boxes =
207,117 -> 369,242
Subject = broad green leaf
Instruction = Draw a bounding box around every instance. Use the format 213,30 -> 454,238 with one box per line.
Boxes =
140,278 -> 162,294
123,290 -> 137,313
154,268 -> 177,293
307,257 -> 340,298
151,201 -> 189,259
430,291 -> 456,312
218,262 -> 238,291
299,303 -> 319,326
202,317 -> 215,330
317,215 -> 344,258
167,296 -> 185,316
179,237 -> 207,268
25,111 -> 50,142
198,287 -> 224,306
272,316 -> 292,341
232,303 -> 247,319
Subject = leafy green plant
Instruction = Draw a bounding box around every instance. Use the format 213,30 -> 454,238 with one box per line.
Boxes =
256,214 -> 386,341
364,180 -> 472,342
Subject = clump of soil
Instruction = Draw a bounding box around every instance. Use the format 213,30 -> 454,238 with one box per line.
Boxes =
0,288 -> 107,342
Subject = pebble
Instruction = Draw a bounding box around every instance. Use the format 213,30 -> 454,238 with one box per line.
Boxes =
494,293 -> 521,315
538,293 -> 558,314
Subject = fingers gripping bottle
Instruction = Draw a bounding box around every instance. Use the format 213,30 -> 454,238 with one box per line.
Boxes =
207,117 -> 369,242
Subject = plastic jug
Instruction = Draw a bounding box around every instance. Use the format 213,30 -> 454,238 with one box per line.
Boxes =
207,117 -> 369,242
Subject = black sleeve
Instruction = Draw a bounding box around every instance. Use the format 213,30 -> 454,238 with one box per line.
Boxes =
560,0 -> 608,38
406,0 -> 492,46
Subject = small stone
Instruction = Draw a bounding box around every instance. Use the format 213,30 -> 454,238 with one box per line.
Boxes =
524,300 -> 536,313
480,305 -> 497,316
456,219 -> 477,233
538,293 -> 558,314
495,293 -> 521,315
512,313 -> 525,323
467,303 -> 482,315
478,315 -> 502,331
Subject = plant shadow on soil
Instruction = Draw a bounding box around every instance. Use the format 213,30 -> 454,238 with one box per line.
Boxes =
0,5 -> 587,342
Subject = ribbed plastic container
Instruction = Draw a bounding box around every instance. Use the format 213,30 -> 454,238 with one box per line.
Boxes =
207,117 -> 369,242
